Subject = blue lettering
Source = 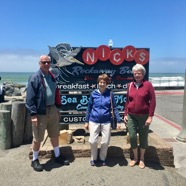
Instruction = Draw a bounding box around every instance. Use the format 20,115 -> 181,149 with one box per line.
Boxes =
114,95 -> 125,104
61,96 -> 77,105
80,96 -> 89,105
61,96 -> 67,105
76,104 -> 88,111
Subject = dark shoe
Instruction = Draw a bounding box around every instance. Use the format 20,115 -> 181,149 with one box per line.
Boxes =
31,159 -> 43,172
55,155 -> 70,165
100,160 -> 106,166
90,160 -> 97,166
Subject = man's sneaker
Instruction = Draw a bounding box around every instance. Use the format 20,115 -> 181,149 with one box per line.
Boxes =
55,155 -> 70,165
100,160 -> 106,166
31,159 -> 43,172
90,160 -> 97,166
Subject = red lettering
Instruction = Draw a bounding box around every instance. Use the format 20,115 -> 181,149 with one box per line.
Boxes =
135,49 -> 149,65
81,45 -> 149,65
84,76 -> 94,80
116,76 -> 133,80
122,45 -> 136,62
110,49 -> 124,65
82,48 -> 98,65
96,45 -> 110,61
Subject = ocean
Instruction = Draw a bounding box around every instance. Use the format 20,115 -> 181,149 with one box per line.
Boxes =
0,72 -> 185,87
0,72 -> 33,85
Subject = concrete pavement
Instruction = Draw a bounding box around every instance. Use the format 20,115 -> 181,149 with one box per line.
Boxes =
151,89 -> 186,179
0,89 -> 186,186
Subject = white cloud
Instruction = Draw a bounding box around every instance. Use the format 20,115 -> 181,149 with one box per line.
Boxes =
0,50 -> 185,73
150,57 -> 186,73
0,51 -> 41,72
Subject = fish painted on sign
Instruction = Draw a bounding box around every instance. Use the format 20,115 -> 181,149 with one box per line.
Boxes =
48,44 -> 83,67
48,43 -> 84,83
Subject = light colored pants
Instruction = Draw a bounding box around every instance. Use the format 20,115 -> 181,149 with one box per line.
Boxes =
32,105 -> 59,142
89,121 -> 111,161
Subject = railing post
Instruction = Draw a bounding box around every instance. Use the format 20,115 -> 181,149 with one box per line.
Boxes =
176,70 -> 186,142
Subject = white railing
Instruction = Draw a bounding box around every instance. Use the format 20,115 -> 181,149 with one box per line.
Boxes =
149,77 -> 185,87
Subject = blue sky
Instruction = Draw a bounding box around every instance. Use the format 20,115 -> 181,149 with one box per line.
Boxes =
0,0 -> 186,73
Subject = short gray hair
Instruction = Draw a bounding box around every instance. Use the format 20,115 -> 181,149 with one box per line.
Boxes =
39,55 -> 51,61
132,64 -> 146,75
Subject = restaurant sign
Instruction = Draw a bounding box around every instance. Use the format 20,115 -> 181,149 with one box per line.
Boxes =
61,93 -> 126,112
48,43 -> 149,91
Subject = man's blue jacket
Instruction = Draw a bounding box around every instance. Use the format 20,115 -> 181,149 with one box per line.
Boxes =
25,69 -> 61,116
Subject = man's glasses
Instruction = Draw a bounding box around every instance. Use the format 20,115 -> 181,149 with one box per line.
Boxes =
40,61 -> 51,65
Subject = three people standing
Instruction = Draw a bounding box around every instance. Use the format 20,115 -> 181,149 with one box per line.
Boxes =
26,56 -> 155,170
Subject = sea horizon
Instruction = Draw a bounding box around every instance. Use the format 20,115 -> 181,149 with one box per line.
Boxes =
0,71 -> 185,87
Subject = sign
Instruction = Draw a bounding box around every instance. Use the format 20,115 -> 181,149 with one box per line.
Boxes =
48,43 -> 150,124
60,113 -> 125,124
49,43 -> 149,91
59,93 -> 126,124
60,93 -> 127,112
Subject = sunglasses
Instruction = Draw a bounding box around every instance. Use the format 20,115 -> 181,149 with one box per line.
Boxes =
40,61 -> 51,65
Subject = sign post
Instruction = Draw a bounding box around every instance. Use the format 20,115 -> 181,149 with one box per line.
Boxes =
176,70 -> 186,142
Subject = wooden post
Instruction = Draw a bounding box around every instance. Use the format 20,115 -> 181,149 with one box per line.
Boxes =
0,102 -> 12,113
23,110 -> 33,143
11,101 -> 26,147
0,110 -> 11,149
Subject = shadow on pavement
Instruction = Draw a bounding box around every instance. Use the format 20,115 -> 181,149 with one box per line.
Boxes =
145,161 -> 165,170
106,157 -> 128,167
43,159 -> 65,171
106,146 -> 128,167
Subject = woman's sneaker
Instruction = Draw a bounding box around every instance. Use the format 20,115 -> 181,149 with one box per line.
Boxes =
100,160 -> 106,166
90,160 -> 97,166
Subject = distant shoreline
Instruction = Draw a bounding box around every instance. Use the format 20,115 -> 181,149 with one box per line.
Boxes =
0,72 -> 185,89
